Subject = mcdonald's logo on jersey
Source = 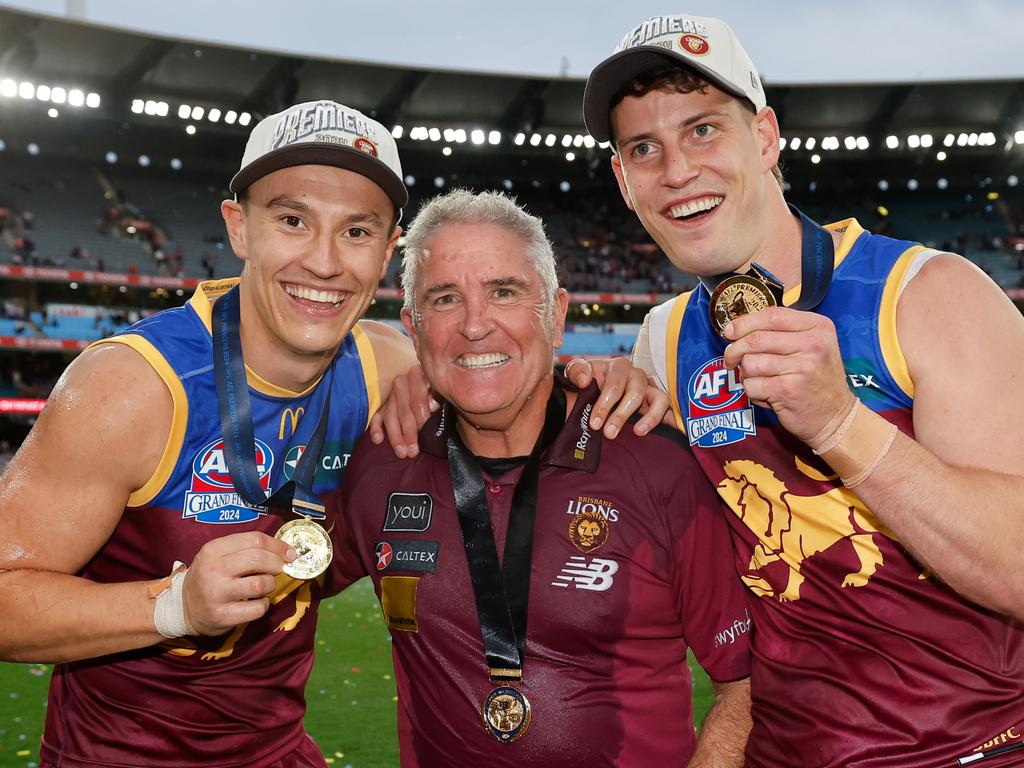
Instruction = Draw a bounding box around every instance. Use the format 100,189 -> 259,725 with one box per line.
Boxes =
279,407 -> 305,440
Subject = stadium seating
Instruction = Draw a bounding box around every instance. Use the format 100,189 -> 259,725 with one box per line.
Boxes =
0,156 -> 153,272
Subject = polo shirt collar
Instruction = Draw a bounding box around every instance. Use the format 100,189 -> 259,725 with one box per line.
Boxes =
418,373 -> 603,474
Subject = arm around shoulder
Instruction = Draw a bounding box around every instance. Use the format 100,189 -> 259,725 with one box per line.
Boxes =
357,319 -> 416,402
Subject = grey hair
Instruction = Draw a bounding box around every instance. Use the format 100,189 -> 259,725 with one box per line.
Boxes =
401,189 -> 560,325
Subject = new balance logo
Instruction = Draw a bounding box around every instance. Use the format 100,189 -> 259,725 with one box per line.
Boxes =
551,556 -> 619,591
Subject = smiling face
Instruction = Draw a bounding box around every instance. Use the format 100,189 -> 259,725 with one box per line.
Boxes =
610,83 -> 782,277
222,164 -> 398,388
401,221 -> 569,437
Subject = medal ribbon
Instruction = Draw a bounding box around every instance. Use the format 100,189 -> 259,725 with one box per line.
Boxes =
212,285 -> 332,516
447,385 -> 566,681
698,204 -> 835,309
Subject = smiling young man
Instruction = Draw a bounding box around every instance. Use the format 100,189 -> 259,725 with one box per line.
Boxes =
581,14 -> 1024,767
0,100 -> 417,767
330,189 -> 753,767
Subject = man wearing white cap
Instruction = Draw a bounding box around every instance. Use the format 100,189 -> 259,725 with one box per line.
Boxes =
0,100 -> 417,767
583,15 -> 1024,768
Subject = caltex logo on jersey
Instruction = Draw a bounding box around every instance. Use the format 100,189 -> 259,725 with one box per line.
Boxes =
183,438 -> 274,524
686,357 -> 756,448
375,542 -> 394,570
282,444 -> 305,481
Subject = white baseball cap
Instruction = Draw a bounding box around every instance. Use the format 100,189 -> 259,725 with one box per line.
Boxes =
584,14 -> 766,143
230,99 -> 409,211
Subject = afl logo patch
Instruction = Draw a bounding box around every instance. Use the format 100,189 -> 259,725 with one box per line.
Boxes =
354,137 -> 378,157
680,34 -> 709,56
568,510 -> 609,553
191,438 -> 273,489
183,438 -> 273,524
686,357 -> 755,448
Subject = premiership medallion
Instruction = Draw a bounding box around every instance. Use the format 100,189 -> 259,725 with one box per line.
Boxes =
708,274 -> 777,337
275,517 -> 333,580
482,686 -> 532,743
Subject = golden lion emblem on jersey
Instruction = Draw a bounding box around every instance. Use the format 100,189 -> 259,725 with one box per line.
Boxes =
161,573 -> 321,660
568,509 -> 609,553
717,459 -> 891,602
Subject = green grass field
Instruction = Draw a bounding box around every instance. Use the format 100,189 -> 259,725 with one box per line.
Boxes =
0,578 -> 713,767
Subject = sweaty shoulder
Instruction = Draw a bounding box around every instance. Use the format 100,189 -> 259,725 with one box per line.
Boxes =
0,342 -> 174,573
57,342 -> 174,489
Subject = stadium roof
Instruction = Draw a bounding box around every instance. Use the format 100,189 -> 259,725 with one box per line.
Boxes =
0,6 -> 1021,193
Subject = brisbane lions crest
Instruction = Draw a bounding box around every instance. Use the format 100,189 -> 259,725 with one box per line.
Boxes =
568,509 -> 609,553
680,34 -> 710,56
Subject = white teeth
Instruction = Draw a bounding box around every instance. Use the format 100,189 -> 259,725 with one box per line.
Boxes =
285,285 -> 344,305
457,352 -> 510,369
669,196 -> 724,219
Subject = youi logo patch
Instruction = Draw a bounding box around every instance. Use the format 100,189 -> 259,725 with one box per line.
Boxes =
686,357 -> 756,448
183,438 -> 273,524
383,493 -> 433,532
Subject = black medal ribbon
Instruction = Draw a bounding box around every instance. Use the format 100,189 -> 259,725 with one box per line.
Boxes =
447,385 -> 566,681
212,285 -> 332,516
699,204 -> 835,309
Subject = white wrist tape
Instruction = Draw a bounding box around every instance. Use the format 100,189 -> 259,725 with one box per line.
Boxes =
153,561 -> 190,639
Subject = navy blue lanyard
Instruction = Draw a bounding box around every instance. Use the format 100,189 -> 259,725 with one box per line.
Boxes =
699,204 -> 834,309
212,285 -> 332,517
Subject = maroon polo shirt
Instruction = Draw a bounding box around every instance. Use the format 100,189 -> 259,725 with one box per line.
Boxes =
329,379 -> 752,767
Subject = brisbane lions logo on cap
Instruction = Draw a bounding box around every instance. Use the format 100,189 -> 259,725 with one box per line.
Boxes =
354,137 -> 378,157
680,34 -> 710,55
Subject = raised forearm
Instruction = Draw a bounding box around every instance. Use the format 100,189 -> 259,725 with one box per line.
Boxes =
822,406 -> 1024,618
688,678 -> 751,768
0,569 -> 163,663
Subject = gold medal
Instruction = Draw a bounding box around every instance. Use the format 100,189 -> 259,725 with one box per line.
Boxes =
482,686 -> 531,743
708,274 -> 778,337
275,517 -> 332,580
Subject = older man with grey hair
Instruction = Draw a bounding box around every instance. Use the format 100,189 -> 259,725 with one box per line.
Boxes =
328,189 -> 753,767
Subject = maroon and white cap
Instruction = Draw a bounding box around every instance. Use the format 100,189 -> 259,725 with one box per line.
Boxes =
584,14 -> 766,143
230,99 -> 408,211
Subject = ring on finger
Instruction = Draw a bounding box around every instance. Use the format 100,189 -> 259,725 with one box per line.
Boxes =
564,358 -> 593,382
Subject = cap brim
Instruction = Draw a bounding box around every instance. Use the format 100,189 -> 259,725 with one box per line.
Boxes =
584,47 -> 751,144
229,143 -> 409,210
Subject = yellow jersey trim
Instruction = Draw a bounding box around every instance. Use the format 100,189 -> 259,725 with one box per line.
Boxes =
352,322 -> 381,429
189,277 -> 321,399
665,292 -> 693,432
91,334 -> 189,508
878,245 -> 926,400
189,277 -> 238,335
782,218 -> 865,306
